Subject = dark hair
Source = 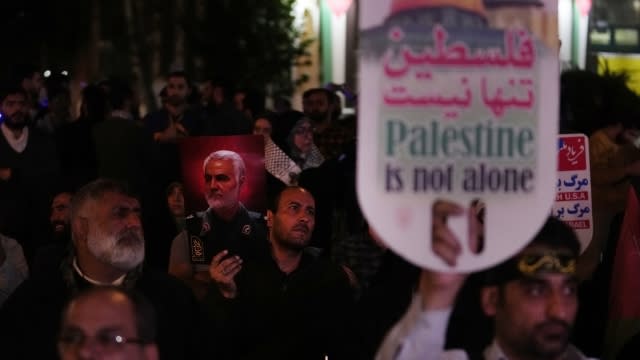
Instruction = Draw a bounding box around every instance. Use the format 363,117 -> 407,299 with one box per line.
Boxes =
274,97 -> 291,113
204,76 -> 233,102
12,63 -> 39,82
45,73 -> 70,101
271,110 -> 305,147
302,87 -> 342,120
484,217 -> 581,285
81,85 -> 108,121
108,80 -> 133,111
302,88 -> 334,102
0,86 -> 27,103
50,184 -> 75,205
254,111 -> 275,126
61,286 -> 157,344
165,182 -> 184,197
187,83 -> 201,106
529,217 -> 580,256
167,70 -> 190,86
236,88 -> 265,116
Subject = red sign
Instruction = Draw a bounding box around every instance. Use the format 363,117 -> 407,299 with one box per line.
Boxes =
553,134 -> 592,252
558,136 -> 587,171
565,220 -> 590,229
555,191 -> 589,202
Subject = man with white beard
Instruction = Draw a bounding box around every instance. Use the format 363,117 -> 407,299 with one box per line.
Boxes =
0,179 -> 206,359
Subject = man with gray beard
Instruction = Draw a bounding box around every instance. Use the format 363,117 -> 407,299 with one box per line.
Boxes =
169,150 -> 267,301
0,179 -> 205,359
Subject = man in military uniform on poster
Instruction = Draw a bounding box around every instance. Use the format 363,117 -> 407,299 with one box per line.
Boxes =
169,150 -> 266,300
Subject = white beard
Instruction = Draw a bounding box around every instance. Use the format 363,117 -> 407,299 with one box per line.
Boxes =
86,226 -> 145,271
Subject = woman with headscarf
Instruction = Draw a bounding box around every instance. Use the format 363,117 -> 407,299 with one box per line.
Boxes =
263,114 -> 324,186
286,117 -> 324,171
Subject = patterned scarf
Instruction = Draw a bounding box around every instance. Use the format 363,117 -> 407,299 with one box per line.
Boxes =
264,137 -> 302,185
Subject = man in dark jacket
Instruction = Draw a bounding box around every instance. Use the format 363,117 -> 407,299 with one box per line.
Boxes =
0,86 -> 60,262
204,186 -> 354,359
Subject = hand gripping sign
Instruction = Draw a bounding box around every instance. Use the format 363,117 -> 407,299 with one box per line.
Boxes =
357,0 -> 559,272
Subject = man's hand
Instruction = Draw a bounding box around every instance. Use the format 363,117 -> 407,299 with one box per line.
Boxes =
209,250 -> 243,299
153,121 -> 188,143
0,168 -> 11,181
420,200 -> 480,310
175,122 -> 188,137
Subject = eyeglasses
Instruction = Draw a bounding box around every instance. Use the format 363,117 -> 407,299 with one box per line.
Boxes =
293,126 -> 315,136
58,329 -> 148,351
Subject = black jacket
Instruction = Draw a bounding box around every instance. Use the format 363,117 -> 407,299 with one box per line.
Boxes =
204,249 -> 354,360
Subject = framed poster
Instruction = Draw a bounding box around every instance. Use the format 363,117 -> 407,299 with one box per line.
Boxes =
179,135 -> 266,215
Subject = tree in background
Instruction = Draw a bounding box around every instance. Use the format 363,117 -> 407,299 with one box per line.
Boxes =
0,0 -> 307,113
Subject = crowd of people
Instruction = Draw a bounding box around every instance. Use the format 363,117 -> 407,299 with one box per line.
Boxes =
0,65 -> 639,359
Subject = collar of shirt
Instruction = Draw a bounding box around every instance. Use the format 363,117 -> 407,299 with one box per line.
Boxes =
110,110 -> 133,120
483,340 -> 589,360
1,123 -> 28,153
72,258 -> 126,286
483,341 -> 508,360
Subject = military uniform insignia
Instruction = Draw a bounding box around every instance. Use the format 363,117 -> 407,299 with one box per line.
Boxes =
241,224 -> 251,235
190,235 -> 205,263
201,221 -> 211,235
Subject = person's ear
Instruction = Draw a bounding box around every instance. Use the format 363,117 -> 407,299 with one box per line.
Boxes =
239,175 -> 245,187
481,286 -> 498,317
266,210 -> 274,228
71,216 -> 89,247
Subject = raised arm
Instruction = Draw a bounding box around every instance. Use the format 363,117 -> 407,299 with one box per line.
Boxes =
376,200 -> 479,360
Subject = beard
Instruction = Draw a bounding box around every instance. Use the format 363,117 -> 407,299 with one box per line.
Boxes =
52,221 -> 70,243
167,94 -> 185,107
273,221 -> 312,251
52,220 -> 68,233
516,320 -> 571,359
3,113 -> 28,130
205,188 -> 239,213
86,225 -> 145,271
206,195 -> 224,211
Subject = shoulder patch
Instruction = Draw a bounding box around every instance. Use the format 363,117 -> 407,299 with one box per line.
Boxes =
248,211 -> 264,221
201,222 -> 211,234
189,235 -> 205,263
